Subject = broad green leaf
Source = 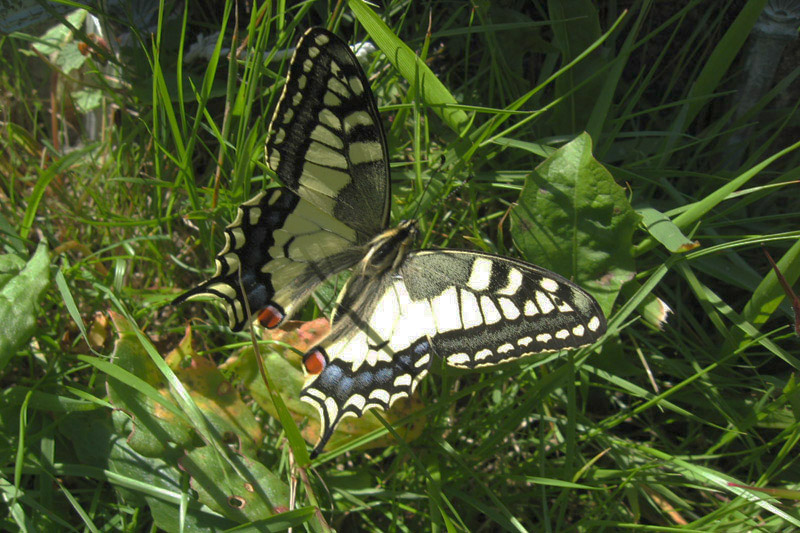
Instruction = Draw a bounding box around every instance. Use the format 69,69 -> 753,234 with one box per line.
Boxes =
164,327 -> 265,458
150,502 -> 315,533
73,89 -> 103,113
183,445 -> 291,522
2,387 -> 98,413
510,133 -> 639,315
101,322 -> 295,526
0,244 -> 51,370
147,498 -> 241,533
106,331 -> 194,457
0,254 -> 25,286
62,411 -> 243,531
62,411 -> 178,505
57,41 -> 85,73
31,9 -> 88,57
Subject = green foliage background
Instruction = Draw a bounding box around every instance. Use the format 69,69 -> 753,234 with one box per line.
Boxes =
1,0 -> 799,530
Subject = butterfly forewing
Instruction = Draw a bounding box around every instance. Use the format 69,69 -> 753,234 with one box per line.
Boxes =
401,251 -> 606,367
267,28 -> 391,241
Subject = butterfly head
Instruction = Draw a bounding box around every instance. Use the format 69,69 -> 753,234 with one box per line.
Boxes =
359,220 -> 419,276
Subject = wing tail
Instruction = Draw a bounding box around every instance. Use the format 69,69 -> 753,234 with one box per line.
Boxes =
300,337 -> 432,456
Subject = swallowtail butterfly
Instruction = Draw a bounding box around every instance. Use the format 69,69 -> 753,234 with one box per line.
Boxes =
174,28 -> 606,457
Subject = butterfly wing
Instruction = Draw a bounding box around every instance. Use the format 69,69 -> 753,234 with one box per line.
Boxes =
174,28 -> 390,330
300,250 -> 606,456
267,27 -> 390,239
172,189 -> 365,330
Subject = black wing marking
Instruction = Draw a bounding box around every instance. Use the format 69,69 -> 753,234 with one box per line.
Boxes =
299,250 -> 606,456
302,337 -> 432,458
175,27 -> 607,462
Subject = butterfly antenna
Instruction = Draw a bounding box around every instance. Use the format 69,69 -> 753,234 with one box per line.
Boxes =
415,161 -> 475,247
407,154 -> 473,225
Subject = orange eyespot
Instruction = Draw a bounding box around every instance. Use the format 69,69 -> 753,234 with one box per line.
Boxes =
303,349 -> 326,375
258,305 -> 284,329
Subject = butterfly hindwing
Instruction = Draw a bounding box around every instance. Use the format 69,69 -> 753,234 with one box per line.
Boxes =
173,189 -> 364,330
300,249 -> 606,456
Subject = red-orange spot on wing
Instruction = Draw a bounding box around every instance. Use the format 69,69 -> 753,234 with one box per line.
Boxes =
258,305 -> 284,329
304,349 -> 326,375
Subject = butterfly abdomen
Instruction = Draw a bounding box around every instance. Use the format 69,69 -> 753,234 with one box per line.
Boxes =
359,220 -> 419,275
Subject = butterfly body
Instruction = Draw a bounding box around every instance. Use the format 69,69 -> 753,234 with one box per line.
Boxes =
175,28 -> 606,457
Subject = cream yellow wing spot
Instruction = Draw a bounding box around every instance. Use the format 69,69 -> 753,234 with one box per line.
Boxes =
498,297 -> 520,320
475,348 -> 493,361
369,389 -> 390,404
539,277 -> 559,292
447,353 -> 470,366
497,267 -> 523,296
524,300 -> 539,316
497,343 -> 514,354
393,374 -> 412,387
460,290 -> 483,328
535,291 -> 555,313
431,286 -> 462,334
343,394 -> 366,411
349,141 -> 384,165
480,296 -> 501,325
323,91 -> 342,107
467,257 -> 493,291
